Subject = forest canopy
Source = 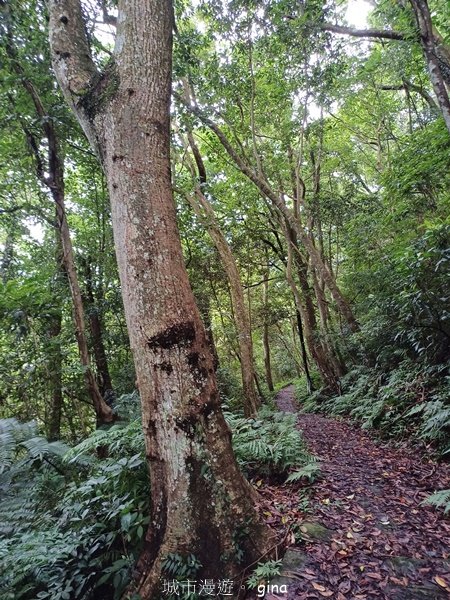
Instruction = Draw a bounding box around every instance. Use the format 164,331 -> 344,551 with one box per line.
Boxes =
0,0 -> 449,598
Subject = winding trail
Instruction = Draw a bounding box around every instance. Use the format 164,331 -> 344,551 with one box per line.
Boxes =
272,385 -> 450,599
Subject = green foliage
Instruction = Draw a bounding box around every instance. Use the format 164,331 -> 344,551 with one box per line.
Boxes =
247,559 -> 283,589
285,459 -> 322,483
225,406 -> 314,477
0,395 -> 318,599
423,489 -> 450,514
162,553 -> 203,582
303,362 -> 450,453
0,395 -> 149,600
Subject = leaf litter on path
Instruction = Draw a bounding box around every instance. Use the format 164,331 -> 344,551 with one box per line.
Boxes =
257,385 -> 450,599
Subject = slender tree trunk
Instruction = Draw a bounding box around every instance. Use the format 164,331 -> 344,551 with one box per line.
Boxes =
194,291 -> 220,372
177,98 -> 360,332
47,310 -> 63,441
48,1 -> 272,595
275,322 -> 303,378
48,232 -> 64,441
82,258 -> 114,398
262,275 -> 274,392
285,223 -> 341,391
179,116 -> 259,415
185,188 -> 260,416
409,0 -> 450,134
3,9 -> 114,426
1,228 -> 15,284
53,186 -> 114,425
295,310 -> 314,393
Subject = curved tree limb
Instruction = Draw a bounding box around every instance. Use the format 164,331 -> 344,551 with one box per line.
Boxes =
319,23 -> 407,41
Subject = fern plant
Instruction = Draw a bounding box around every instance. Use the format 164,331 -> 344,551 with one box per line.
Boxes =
0,394 -> 149,600
224,406 -> 313,477
247,559 -> 283,589
423,489 -> 450,514
285,459 -> 321,483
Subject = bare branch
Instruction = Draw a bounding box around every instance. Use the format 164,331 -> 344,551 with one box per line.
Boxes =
377,80 -> 439,111
100,0 -> 117,26
319,23 -> 407,41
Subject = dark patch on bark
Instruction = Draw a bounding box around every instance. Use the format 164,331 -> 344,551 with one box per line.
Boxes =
127,88 -> 135,96
175,415 -> 196,435
79,60 -> 120,120
147,321 -> 196,350
175,394 -> 216,435
149,118 -> 165,135
187,351 -> 209,385
56,51 -> 71,59
60,15 -> 68,24
112,154 -> 125,162
185,456 -> 224,579
154,361 -> 173,375
145,418 -> 158,459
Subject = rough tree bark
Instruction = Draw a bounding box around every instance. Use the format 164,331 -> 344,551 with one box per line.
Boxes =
48,0 -> 272,596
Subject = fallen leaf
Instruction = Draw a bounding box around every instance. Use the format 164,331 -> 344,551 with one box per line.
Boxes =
434,576 -> 449,590
338,580 -> 351,593
312,583 -> 326,592
366,572 -> 382,580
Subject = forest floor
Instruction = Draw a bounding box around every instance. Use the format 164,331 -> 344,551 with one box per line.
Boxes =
258,385 -> 450,600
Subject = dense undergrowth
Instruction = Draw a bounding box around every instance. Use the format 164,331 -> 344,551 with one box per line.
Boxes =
297,360 -> 450,455
0,393 -> 314,600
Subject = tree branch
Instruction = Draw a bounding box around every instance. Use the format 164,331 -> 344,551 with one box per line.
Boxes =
319,23 -> 407,41
100,0 -> 117,26
48,0 -> 100,147
377,80 -> 439,111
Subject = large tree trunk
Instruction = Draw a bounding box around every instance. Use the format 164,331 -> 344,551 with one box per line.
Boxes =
48,0 -> 272,595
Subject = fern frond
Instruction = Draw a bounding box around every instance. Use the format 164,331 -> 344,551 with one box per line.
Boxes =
423,489 -> 450,513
